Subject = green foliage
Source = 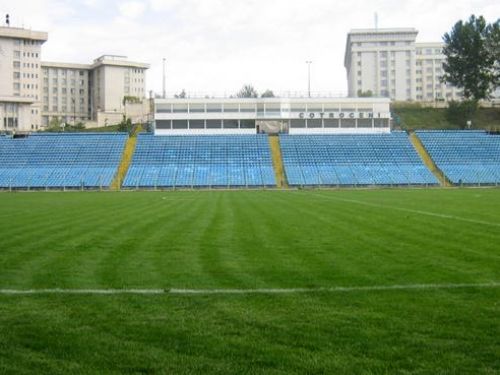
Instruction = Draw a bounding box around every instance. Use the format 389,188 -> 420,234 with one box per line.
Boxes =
357,89 -> 374,97
442,15 -> 499,100
122,96 -> 142,106
236,84 -> 258,98
446,100 -> 478,129
174,89 -> 186,99
261,89 -> 275,98
44,118 -> 86,132
485,20 -> 500,88
117,115 -> 133,133
391,104 -> 500,130
0,189 -> 499,373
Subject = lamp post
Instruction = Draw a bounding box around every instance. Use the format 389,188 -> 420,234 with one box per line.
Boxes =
72,98 -> 76,126
306,61 -> 312,98
162,58 -> 166,99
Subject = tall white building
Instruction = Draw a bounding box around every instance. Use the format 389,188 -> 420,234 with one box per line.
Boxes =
344,28 -> 462,102
41,56 -> 149,127
0,25 -> 149,132
0,26 -> 47,131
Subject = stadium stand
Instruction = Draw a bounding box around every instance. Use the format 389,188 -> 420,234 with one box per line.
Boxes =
416,130 -> 500,185
123,134 -> 276,188
279,132 -> 438,186
0,133 -> 127,189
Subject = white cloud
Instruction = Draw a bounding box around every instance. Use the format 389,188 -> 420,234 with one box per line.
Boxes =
118,1 -> 146,19
3,0 -> 498,96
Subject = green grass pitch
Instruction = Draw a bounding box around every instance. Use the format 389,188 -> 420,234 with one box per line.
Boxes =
0,189 -> 499,374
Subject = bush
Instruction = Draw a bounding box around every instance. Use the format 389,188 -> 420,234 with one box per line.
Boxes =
446,100 -> 478,129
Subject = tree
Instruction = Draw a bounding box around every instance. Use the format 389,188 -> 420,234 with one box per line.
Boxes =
485,20 -> 500,88
174,89 -> 186,98
357,89 -> 373,98
446,100 -> 477,129
442,15 -> 499,101
117,115 -> 133,133
46,117 -> 63,132
261,89 -> 275,98
123,96 -> 142,106
236,84 -> 258,98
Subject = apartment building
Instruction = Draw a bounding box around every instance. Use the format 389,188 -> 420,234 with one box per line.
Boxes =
41,56 -> 148,127
414,42 -> 462,101
0,26 -> 47,131
0,25 -> 149,131
344,28 -> 462,102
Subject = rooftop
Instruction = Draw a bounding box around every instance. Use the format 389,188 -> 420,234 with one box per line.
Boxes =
0,26 -> 47,42
91,55 -> 150,69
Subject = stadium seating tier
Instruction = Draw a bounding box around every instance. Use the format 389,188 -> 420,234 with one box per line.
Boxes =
416,130 -> 500,184
123,134 -> 276,187
0,133 -> 127,189
279,133 -> 438,186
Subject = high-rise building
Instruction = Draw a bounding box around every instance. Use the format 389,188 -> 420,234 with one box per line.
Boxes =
344,28 -> 462,102
0,26 -> 47,131
0,25 -> 149,132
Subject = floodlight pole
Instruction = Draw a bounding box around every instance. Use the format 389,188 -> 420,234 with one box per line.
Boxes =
306,61 -> 312,98
162,58 -> 166,99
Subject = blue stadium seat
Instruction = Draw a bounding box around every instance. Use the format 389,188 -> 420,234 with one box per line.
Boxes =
0,133 -> 127,189
123,134 -> 276,188
416,130 -> 500,185
279,133 -> 438,186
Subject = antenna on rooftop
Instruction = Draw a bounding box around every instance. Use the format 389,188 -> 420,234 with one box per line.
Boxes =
374,12 -> 378,30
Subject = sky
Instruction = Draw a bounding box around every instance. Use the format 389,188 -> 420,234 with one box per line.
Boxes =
0,0 -> 498,97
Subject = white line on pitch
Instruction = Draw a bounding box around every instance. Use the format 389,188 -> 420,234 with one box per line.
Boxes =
307,192 -> 500,228
0,283 -> 498,295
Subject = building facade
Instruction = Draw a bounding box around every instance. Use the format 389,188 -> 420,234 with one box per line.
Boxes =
154,97 -> 391,136
41,56 -> 149,127
0,25 -> 149,131
0,26 -> 47,131
344,28 -> 462,102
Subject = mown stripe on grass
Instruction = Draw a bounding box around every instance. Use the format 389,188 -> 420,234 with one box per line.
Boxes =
307,193 -> 500,228
0,282 -> 498,295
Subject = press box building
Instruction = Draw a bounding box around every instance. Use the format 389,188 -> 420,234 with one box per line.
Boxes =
154,97 -> 392,136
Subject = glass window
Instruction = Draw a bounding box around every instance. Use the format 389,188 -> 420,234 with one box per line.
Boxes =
172,104 -> 188,113
172,120 -> 188,129
307,119 -> 322,128
206,120 -> 222,129
374,119 -> 387,127
340,119 -> 356,128
291,104 -> 307,112
189,120 -> 204,129
156,120 -> 171,129
223,104 -> 239,112
324,119 -> 339,128
265,105 -> 280,114
306,104 -> 323,112
240,104 -> 256,112
189,104 -> 205,113
223,120 -> 238,129
290,120 -> 306,128
240,120 -> 255,129
156,104 -> 171,113
207,104 -> 222,112
358,119 -> 372,128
